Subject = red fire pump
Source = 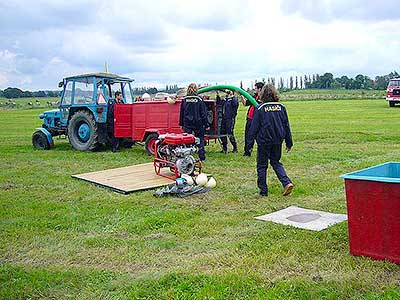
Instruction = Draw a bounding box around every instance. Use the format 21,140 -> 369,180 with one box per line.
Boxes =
154,133 -> 202,180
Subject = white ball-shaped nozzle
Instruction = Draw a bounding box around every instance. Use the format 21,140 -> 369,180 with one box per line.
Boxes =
205,177 -> 216,188
167,97 -> 176,104
181,174 -> 194,185
196,173 -> 208,186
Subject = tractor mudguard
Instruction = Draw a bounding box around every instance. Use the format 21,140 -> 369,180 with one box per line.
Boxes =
36,128 -> 54,148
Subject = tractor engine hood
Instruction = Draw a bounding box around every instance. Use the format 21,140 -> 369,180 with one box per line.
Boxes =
39,109 -> 60,119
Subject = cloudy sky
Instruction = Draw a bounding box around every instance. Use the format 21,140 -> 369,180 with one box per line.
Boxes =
0,0 -> 399,90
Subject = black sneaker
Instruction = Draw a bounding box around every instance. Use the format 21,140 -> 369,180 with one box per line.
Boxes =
259,191 -> 268,197
232,149 -> 238,153
243,152 -> 251,157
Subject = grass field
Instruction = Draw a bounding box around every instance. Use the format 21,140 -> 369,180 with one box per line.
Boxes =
280,89 -> 385,100
0,89 -> 386,111
0,97 -> 59,110
1,98 -> 400,299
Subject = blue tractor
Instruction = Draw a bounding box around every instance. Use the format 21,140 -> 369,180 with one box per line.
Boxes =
32,73 -> 135,151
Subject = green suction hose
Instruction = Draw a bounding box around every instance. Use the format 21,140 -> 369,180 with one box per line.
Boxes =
198,85 -> 258,107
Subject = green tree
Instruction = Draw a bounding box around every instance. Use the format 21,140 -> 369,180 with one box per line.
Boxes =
22,91 -> 33,97
319,73 -> 334,89
337,76 -> 352,89
331,79 -> 341,89
3,87 -> 23,99
374,71 -> 399,90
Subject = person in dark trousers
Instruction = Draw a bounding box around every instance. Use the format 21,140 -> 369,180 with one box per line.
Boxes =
179,83 -> 208,161
220,90 -> 239,154
243,82 -> 264,156
108,91 -> 124,152
247,84 -> 294,197
216,91 -> 223,135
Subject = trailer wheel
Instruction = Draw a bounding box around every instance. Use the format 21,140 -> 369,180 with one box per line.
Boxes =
389,101 -> 395,107
68,110 -> 100,151
145,133 -> 158,156
32,131 -> 50,150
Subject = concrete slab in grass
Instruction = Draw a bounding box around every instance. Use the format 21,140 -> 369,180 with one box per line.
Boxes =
255,206 -> 347,231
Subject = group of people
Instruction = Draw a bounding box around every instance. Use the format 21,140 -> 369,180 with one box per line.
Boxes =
179,82 -> 294,197
108,82 -> 294,197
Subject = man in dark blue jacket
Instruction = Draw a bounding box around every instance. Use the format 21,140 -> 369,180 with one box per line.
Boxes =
247,84 -> 294,196
108,91 -> 124,152
220,90 -> 239,154
179,83 -> 208,161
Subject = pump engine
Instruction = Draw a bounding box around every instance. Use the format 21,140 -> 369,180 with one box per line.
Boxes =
154,133 -> 202,180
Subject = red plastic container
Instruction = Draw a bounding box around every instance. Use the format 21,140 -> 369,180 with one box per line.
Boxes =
340,162 -> 400,264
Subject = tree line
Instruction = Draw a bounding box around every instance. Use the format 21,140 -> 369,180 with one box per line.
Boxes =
1,71 -> 398,99
256,71 -> 399,91
0,87 -> 61,99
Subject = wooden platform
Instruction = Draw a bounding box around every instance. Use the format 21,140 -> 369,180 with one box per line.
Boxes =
72,162 -> 173,194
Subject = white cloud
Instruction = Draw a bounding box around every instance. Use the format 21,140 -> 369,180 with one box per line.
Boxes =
281,0 -> 400,23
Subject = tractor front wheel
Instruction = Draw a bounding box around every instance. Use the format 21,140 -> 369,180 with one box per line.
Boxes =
32,131 -> 50,150
145,133 -> 158,156
389,101 -> 395,107
68,110 -> 100,151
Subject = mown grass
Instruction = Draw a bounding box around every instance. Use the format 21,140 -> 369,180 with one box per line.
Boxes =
0,98 -> 400,299
281,89 -> 385,100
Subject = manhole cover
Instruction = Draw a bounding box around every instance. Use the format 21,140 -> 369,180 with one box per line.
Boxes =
287,213 -> 321,223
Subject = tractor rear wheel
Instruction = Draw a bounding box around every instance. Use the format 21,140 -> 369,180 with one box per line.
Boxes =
68,110 -> 100,151
32,131 -> 50,150
145,133 -> 158,156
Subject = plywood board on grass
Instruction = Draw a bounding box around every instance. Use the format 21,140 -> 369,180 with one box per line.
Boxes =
72,162 -> 173,194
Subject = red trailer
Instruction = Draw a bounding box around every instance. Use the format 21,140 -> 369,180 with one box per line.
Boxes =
113,99 -> 221,155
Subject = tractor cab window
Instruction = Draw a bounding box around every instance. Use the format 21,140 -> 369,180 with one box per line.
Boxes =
62,81 -> 73,105
74,81 -> 94,104
95,79 -> 107,105
122,82 -> 133,103
110,82 -> 123,103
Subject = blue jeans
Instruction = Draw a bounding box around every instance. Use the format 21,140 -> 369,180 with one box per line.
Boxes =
220,117 -> 237,151
257,143 -> 291,195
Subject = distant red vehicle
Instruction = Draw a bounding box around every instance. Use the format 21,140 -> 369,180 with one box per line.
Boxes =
113,98 -> 221,155
386,78 -> 400,107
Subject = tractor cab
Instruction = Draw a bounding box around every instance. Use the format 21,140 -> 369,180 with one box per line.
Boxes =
33,73 -> 135,151
57,73 -> 134,125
